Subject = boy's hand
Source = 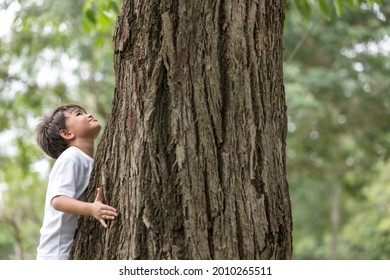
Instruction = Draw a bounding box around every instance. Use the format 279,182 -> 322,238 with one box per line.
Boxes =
92,188 -> 117,228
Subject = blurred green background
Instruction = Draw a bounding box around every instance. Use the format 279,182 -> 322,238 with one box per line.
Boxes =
0,0 -> 389,259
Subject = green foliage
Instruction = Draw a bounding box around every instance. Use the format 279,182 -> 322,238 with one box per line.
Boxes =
0,141 -> 47,259
285,1 -> 390,259
0,0 -> 115,259
82,0 -> 121,35
341,162 -> 390,259
294,0 -> 312,21
289,0 -> 382,21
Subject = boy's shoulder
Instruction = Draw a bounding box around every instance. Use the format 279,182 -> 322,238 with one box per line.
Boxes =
50,147 -> 94,176
57,146 -> 94,163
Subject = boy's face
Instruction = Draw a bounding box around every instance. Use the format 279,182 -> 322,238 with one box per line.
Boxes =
63,107 -> 101,140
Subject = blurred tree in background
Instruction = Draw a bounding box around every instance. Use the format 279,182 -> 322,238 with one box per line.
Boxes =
1,0 -> 389,259
0,0 -> 116,259
284,0 -> 390,259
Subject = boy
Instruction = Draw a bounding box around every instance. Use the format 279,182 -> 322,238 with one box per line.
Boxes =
35,104 -> 117,260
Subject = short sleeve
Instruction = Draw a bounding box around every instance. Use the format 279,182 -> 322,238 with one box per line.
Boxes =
47,158 -> 79,204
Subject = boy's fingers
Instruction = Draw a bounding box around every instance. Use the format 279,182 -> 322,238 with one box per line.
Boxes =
103,205 -> 117,212
101,215 -> 115,220
103,209 -> 117,216
99,219 -> 108,228
95,187 -> 103,203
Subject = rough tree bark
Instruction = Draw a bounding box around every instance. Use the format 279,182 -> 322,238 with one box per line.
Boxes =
70,0 -> 292,260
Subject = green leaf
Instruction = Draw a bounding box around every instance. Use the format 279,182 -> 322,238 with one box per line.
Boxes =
98,13 -> 109,29
82,17 -> 92,32
85,7 -> 97,25
346,0 -> 356,9
109,1 -> 119,14
295,0 -> 312,21
318,0 -> 332,21
334,0 -> 344,17
94,37 -> 105,48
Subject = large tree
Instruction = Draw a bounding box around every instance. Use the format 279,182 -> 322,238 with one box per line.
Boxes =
70,0 -> 291,259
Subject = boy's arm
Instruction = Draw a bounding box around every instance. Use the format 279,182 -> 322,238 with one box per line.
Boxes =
51,188 -> 117,228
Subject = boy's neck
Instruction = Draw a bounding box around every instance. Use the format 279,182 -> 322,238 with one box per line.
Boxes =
70,140 -> 95,158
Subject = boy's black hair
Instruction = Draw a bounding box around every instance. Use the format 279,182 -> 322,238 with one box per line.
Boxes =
35,104 -> 86,159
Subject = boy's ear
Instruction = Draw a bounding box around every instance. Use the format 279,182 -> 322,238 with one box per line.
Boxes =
60,129 -> 74,141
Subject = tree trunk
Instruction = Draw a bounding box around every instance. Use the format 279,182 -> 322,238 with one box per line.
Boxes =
70,0 -> 291,260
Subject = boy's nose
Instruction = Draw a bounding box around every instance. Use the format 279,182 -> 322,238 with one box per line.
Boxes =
86,113 -> 94,121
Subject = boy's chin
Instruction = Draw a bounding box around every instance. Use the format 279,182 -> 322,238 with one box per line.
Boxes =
91,124 -> 102,138
95,127 -> 102,136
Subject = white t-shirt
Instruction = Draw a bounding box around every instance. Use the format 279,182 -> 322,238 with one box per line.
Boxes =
36,146 -> 94,260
